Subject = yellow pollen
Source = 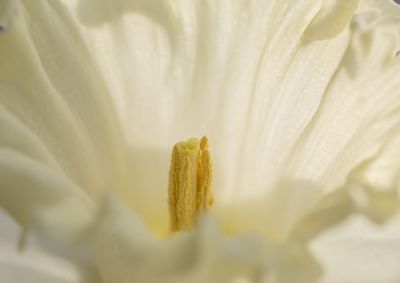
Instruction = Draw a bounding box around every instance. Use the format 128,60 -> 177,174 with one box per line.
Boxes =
168,136 -> 214,232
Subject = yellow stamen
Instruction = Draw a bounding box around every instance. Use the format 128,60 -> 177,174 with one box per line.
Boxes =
168,136 -> 214,232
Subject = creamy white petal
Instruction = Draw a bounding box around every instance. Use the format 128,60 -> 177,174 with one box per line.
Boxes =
0,148 -> 94,244
65,0 -> 400,213
64,0 -> 362,205
286,2 -> 400,193
47,1 -> 400,281
311,215 -> 400,283
92,197 -> 266,283
0,211 -> 86,283
0,0 -> 129,201
59,0 -> 400,207
0,254 -> 81,283
1,1 -> 399,283
0,0 -> 135,261
304,0 -> 359,40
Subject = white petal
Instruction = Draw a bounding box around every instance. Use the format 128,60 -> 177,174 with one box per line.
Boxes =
0,211 -> 86,283
0,148 -> 94,244
304,0 -> 359,40
0,0 -> 129,200
0,0 -> 139,245
286,4 -> 400,194
1,2 -> 399,283
64,0 -> 362,204
65,0 -> 400,210
55,0 -> 400,209
311,215 -> 400,283
91,197 -> 267,283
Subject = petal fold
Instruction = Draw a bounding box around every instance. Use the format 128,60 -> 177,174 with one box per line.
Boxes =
0,211 -> 86,283
92,197 -> 266,283
304,0 -> 359,41
0,149 -> 93,245
0,0 -> 129,201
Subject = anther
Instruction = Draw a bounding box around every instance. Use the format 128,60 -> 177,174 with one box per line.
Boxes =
168,136 -> 214,232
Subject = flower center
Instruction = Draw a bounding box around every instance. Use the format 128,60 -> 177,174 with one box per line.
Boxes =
168,136 -> 214,232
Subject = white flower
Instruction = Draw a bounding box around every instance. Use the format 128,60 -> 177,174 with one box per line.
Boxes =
0,0 -> 400,282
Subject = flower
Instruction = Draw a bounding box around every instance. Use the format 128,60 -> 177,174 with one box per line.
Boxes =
0,0 -> 400,282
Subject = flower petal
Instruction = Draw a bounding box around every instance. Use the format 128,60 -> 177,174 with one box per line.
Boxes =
1,2 -> 399,283
0,0 -> 141,247
65,0 -> 360,203
63,2 -> 400,262
0,211 -> 86,283
304,0 -> 359,40
0,0 -> 129,201
311,215 -> 400,283
0,148 -> 94,244
286,2 -> 400,194
91,197 -> 266,283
